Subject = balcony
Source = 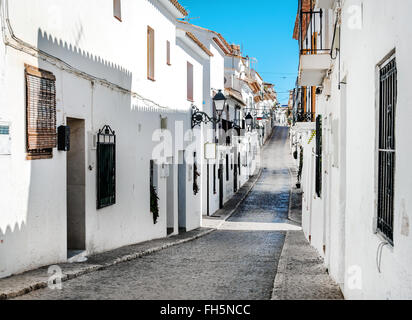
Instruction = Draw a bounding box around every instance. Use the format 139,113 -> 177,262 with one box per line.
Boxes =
295,112 -> 314,123
295,1 -> 331,86
298,54 -> 330,86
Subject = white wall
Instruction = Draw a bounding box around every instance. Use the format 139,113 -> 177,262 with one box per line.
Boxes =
0,0 -> 201,278
298,0 -> 412,299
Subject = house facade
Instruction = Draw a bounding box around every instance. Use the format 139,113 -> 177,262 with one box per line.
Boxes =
291,0 -> 412,299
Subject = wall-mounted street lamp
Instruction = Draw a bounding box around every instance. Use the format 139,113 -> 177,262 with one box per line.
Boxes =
245,113 -> 254,131
191,90 -> 227,128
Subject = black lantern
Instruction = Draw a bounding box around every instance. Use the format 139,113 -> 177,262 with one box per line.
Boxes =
213,89 -> 226,116
245,113 -> 253,129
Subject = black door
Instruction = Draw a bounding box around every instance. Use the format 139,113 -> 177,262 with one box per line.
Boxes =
219,164 -> 224,209
234,163 -> 238,192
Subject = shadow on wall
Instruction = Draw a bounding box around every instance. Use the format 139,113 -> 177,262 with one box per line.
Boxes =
0,26 -> 134,278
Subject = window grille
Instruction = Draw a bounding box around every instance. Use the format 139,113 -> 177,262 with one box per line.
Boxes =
25,65 -> 56,160
377,56 -> 397,244
315,115 -> 322,197
97,125 -> 116,209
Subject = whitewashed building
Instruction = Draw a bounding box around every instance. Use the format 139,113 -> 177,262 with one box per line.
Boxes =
0,0 -> 205,278
291,0 -> 412,299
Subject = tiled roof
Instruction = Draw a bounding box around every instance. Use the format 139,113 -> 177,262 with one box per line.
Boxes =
213,37 -> 231,55
186,32 -> 214,57
225,88 -> 246,106
169,0 -> 188,17
177,21 -> 233,55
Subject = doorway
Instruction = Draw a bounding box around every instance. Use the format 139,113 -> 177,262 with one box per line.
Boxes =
219,163 -> 224,209
66,118 -> 86,259
166,163 -> 174,235
178,151 -> 186,232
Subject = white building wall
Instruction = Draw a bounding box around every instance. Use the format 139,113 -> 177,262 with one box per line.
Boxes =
297,0 -> 412,299
0,0 -> 202,278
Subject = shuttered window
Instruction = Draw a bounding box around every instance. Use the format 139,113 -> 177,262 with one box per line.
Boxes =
377,56 -> 397,244
114,0 -> 121,21
187,62 -> 193,101
147,26 -> 155,80
166,40 -> 171,65
25,65 -> 56,160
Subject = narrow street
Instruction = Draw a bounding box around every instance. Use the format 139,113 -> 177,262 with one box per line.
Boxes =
17,126 -> 298,300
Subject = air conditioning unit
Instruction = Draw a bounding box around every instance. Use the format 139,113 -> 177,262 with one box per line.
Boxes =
317,0 -> 335,9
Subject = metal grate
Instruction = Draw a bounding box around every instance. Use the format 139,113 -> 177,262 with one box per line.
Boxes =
97,125 -> 116,209
377,57 -> 397,244
315,115 -> 322,197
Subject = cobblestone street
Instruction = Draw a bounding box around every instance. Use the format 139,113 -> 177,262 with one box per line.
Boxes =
14,126 -> 339,300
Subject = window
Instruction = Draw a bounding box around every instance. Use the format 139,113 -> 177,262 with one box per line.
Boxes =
226,154 -> 229,181
147,26 -> 155,80
238,153 -> 241,175
213,164 -> 216,194
113,0 -> 121,21
25,65 -> 56,160
315,115 -> 322,197
187,62 -> 193,101
377,56 -> 397,244
166,40 -> 171,65
97,125 -> 116,209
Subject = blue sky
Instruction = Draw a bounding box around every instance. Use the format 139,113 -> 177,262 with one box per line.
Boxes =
179,0 -> 299,105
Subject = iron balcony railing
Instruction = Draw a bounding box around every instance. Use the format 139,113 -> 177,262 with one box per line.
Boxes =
298,0 -> 330,55
295,111 -> 314,123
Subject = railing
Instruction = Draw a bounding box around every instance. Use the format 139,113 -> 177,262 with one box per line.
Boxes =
299,0 -> 330,55
295,111 -> 314,123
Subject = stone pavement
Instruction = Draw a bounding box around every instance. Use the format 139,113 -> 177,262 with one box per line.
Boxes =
12,126 -> 293,300
0,160 -> 262,300
271,143 -> 343,300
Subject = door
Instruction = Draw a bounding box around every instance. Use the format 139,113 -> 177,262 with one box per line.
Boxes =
166,163 -> 174,235
66,118 -> 86,257
178,152 -> 186,232
219,163 -> 224,209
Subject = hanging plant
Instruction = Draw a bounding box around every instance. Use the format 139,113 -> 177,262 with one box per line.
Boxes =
193,163 -> 200,195
150,185 -> 159,224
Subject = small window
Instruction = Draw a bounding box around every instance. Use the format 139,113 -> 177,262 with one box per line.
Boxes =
147,26 -> 155,80
166,40 -> 171,65
113,0 -> 122,21
25,65 -> 56,160
377,55 -> 397,244
187,62 -> 193,101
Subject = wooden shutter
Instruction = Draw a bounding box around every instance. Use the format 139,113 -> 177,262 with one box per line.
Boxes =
147,26 -> 155,80
166,40 -> 171,65
25,64 -> 56,160
114,0 -> 121,21
187,62 -> 193,101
